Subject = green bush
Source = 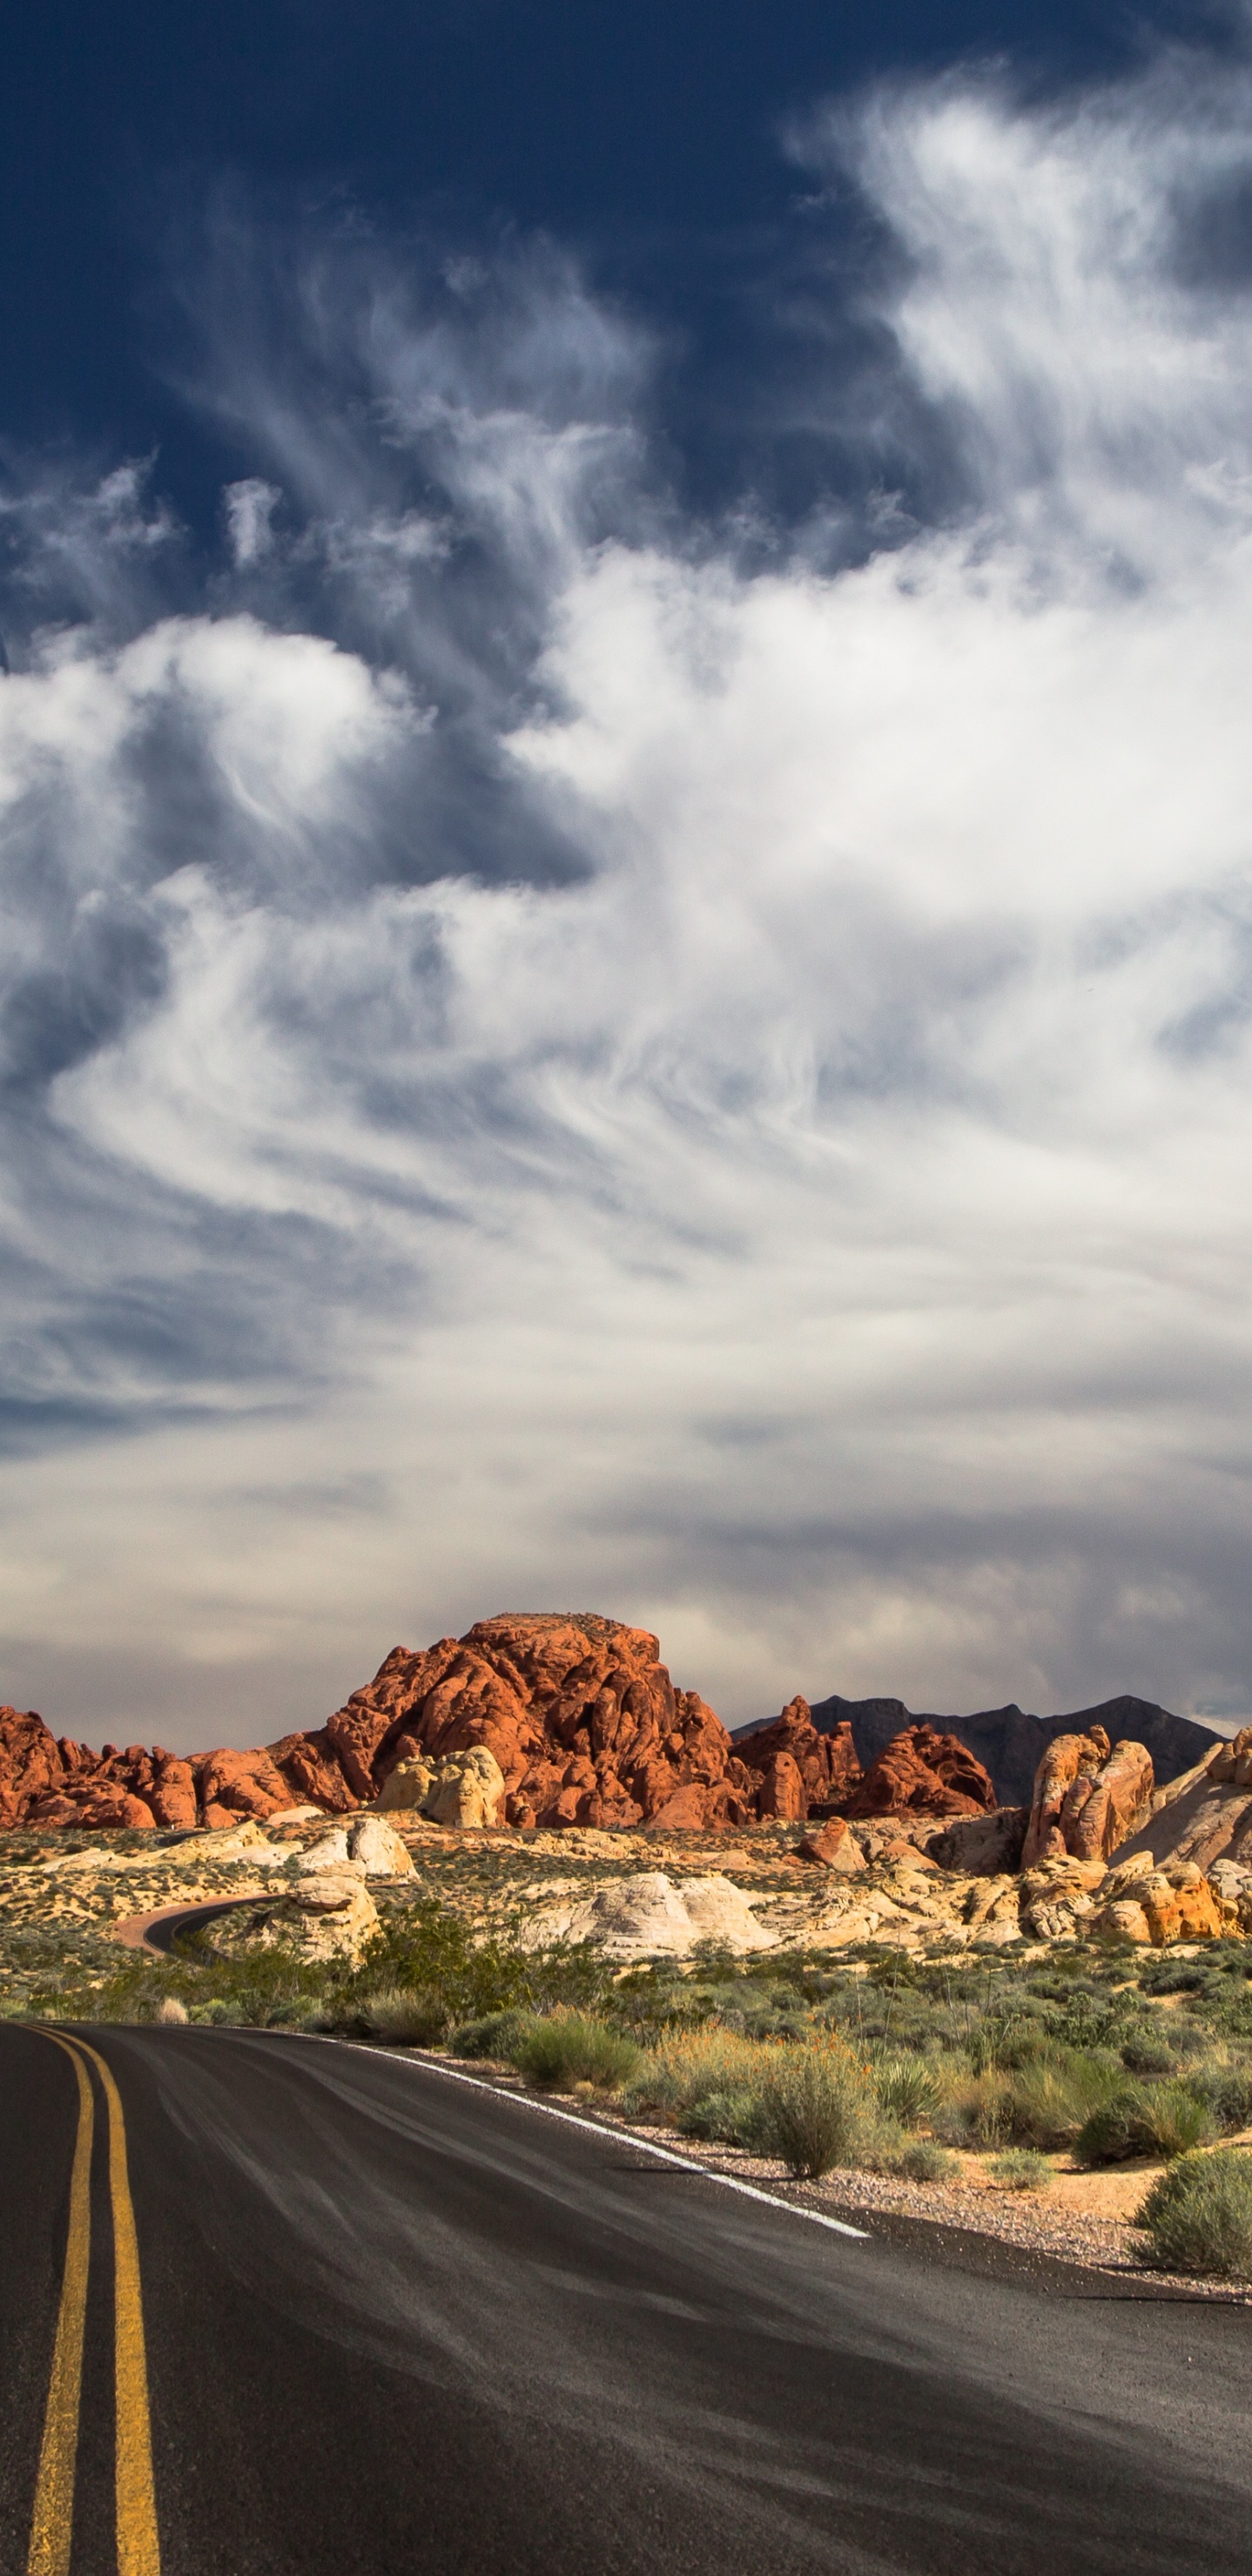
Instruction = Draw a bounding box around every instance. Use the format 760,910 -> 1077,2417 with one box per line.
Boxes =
754,2043 -> 871,2181
933,2069 -> 1015,2148
1001,2055 -> 1120,2150
355,1986 -> 449,2046
1120,2031 -> 1177,2077
675,2087 -> 761,2147
896,2139 -> 959,2183
988,2149 -> 1052,2192
872,2053 -> 939,2128
512,2012 -> 642,2094
623,2025 -> 784,2124
1134,2149 -> 1252,2276
1077,2081 -> 1214,2165
1148,2083 -> 1217,2160
447,2009 -> 535,2060
1186,2063 -> 1252,2135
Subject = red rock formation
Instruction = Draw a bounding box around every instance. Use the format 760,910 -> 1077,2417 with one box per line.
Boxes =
735,1699 -> 862,1819
194,1745 -> 299,1827
328,1614 -> 758,1830
0,1708 -> 69,1825
148,1753 -> 199,1831
0,1619 -> 1025,1838
795,1817 -> 863,1870
270,1727 -> 357,1813
845,1724 -> 996,1820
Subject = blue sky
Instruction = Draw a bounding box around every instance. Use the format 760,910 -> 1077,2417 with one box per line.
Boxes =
4,3 -> 1252,1747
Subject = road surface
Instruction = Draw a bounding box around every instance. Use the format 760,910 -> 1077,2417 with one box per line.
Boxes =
1,2022 -> 1249,2575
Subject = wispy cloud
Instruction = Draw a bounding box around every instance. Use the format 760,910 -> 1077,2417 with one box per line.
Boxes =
4,46 -> 1252,1741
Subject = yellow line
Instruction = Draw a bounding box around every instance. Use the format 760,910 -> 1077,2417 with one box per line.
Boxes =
71,2039 -> 162,2576
25,2033 -> 94,2576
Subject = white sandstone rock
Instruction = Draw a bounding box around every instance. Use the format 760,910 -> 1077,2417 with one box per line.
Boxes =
528,1870 -> 773,1959
347,1816 -> 414,1877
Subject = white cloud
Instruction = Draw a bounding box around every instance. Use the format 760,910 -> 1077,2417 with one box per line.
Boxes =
224,477 -> 279,567
5,52 -> 1252,1739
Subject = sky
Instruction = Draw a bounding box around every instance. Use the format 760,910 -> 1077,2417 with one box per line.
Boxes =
4,2 -> 1252,1748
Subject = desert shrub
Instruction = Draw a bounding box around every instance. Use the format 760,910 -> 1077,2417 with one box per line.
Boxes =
1001,2054 -> 1120,2150
675,2088 -> 762,2147
448,2009 -> 535,2060
153,1997 -> 189,2026
1134,2149 -> 1252,2276
1136,1959 -> 1213,1998
1148,2083 -> 1217,2159
896,2140 -> 959,2183
1120,2030 -> 1178,2077
872,2053 -> 939,2128
347,1900 -> 611,2028
355,1986 -> 449,2046
513,2012 -> 642,2094
1044,1993 -> 1134,2053
1077,2081 -> 1214,2165
989,2149 -> 1052,2192
732,2004 -> 811,2041
754,2041 -> 872,2181
932,2069 -> 1015,2148
1185,2063 -> 1252,2135
624,2025 -> 782,2123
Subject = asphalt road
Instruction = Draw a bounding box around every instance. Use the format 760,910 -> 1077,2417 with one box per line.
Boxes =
2,2026 -> 1250,2576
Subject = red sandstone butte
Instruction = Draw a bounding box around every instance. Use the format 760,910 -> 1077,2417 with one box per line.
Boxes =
326,1613 -> 759,1831
845,1723 -> 996,1819
0,1617 -> 1012,1835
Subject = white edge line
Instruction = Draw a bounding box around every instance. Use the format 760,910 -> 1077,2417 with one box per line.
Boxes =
289,2030 -> 870,2240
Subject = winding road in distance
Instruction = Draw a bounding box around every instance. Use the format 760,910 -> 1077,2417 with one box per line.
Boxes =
1,2023 -> 1249,2576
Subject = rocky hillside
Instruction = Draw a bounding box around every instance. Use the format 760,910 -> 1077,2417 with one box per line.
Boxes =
0,1613 -> 994,1834
768,1690 -> 1220,1804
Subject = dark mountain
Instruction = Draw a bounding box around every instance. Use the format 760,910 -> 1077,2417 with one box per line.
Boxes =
732,1692 -> 1219,1808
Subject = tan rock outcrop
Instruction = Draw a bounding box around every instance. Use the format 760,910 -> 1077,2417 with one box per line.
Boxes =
1022,1730 -> 1154,1867
1019,1855 -> 1107,1940
1020,1729 -> 1110,1865
425,1748 -> 507,1828
1107,1726 -> 1252,1876
374,1754 -> 438,1813
928,1808 -> 1027,1875
214,1870 -> 379,1963
1093,1857 -> 1223,1945
1060,1738 -> 1154,1862
526,1869 -> 774,1958
347,1816 -> 414,1876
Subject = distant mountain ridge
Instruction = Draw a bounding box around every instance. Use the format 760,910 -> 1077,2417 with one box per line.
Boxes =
732,1693 -> 1220,1808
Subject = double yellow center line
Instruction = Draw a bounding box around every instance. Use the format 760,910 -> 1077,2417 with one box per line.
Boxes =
26,2033 -> 161,2576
